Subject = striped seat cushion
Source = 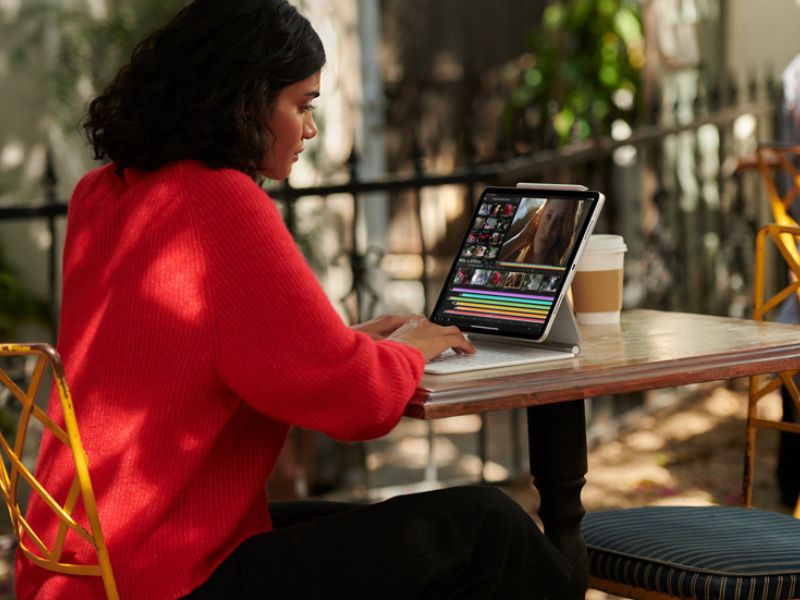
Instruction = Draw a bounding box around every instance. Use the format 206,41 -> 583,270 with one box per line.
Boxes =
582,506 -> 800,600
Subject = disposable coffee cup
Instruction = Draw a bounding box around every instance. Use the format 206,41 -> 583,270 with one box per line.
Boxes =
571,234 -> 627,325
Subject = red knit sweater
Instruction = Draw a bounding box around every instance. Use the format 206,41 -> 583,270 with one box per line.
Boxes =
15,160 -> 425,599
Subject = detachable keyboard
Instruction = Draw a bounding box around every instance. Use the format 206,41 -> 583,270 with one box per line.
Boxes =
424,340 -> 574,375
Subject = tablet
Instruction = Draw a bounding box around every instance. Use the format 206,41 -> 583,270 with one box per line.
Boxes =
429,185 -> 604,344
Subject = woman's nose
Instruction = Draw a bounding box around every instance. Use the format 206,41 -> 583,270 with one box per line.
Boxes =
303,113 -> 318,139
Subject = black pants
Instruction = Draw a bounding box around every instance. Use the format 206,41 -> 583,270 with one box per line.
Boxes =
183,485 -> 571,599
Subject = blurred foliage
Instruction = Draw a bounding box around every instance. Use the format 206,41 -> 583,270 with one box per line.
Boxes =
4,0 -> 189,123
4,0 -> 334,279
505,0 -> 644,146
0,240 -> 48,440
0,242 -> 51,340
0,1 -> 175,341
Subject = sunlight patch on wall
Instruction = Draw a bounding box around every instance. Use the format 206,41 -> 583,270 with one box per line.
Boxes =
85,0 -> 108,21
733,113 -> 757,141
28,221 -> 51,251
419,185 -> 464,252
21,144 -> 45,184
77,74 -> 94,102
302,0 -> 359,174
381,254 -> 423,280
0,0 -> 20,21
0,139 -> 24,170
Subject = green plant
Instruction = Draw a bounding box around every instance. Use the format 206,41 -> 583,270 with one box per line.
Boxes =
0,242 -> 51,340
4,0 -> 334,276
5,1 -> 189,123
0,1 -> 187,330
506,0 -> 644,146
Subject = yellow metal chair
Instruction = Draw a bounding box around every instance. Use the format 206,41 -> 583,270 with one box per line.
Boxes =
755,143 -> 800,517
580,225 -> 800,599
0,343 -> 118,599
755,143 -> 800,233
751,224 -> 800,519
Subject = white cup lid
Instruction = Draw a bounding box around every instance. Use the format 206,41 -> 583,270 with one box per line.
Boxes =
585,234 -> 627,254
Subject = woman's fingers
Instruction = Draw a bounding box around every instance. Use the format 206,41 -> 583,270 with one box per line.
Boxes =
438,325 -> 475,354
386,319 -> 474,360
352,313 -> 425,339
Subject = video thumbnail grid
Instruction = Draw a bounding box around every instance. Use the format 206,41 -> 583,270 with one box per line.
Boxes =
460,200 -> 515,261
445,196 -> 564,325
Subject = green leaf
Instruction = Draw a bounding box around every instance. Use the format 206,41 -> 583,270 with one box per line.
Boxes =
615,8 -> 643,44
505,0 -> 643,145
543,4 -> 565,28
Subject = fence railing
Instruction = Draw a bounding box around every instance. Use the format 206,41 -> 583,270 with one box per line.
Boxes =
0,80 -> 782,333
264,90 -> 779,329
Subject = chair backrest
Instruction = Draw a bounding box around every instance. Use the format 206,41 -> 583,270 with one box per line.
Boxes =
749,225 -> 800,518
756,143 -> 800,265
0,343 -> 118,599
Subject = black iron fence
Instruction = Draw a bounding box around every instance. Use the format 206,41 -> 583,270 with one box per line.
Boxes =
0,77 -> 782,335
264,82 -> 780,327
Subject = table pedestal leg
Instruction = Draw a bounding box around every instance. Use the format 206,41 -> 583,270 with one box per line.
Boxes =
527,400 -> 588,600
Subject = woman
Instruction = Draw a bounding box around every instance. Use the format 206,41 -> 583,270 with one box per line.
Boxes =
498,199 -> 580,266
16,2 -> 571,598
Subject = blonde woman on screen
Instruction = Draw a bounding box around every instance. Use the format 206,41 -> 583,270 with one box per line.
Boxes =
498,198 -> 580,266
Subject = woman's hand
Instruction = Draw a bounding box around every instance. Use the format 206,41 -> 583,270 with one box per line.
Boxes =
385,319 -> 475,361
351,314 -> 424,340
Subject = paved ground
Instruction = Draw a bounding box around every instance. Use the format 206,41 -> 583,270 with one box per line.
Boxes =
0,381 -> 791,598
344,380 -> 787,515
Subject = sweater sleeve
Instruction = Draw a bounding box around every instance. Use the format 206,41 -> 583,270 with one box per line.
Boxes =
181,165 -> 426,441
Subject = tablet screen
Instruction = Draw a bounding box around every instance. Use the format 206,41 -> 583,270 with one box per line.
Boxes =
430,186 -> 602,341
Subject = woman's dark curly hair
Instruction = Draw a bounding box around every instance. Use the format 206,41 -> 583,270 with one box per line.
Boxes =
84,0 -> 325,179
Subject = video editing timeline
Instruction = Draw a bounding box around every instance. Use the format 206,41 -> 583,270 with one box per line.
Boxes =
445,288 -> 554,323
440,191 -> 569,336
